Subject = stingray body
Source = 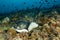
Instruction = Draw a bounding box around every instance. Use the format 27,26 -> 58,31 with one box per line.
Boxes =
0,0 -> 60,13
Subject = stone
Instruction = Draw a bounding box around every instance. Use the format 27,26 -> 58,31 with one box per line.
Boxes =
28,22 -> 38,31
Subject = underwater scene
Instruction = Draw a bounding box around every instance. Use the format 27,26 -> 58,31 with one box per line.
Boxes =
0,0 -> 60,40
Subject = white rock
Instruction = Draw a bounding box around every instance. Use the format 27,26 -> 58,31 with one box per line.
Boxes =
15,29 -> 28,32
28,22 -> 38,31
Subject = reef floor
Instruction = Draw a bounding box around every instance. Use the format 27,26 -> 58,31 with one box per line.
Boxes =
0,10 -> 60,40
